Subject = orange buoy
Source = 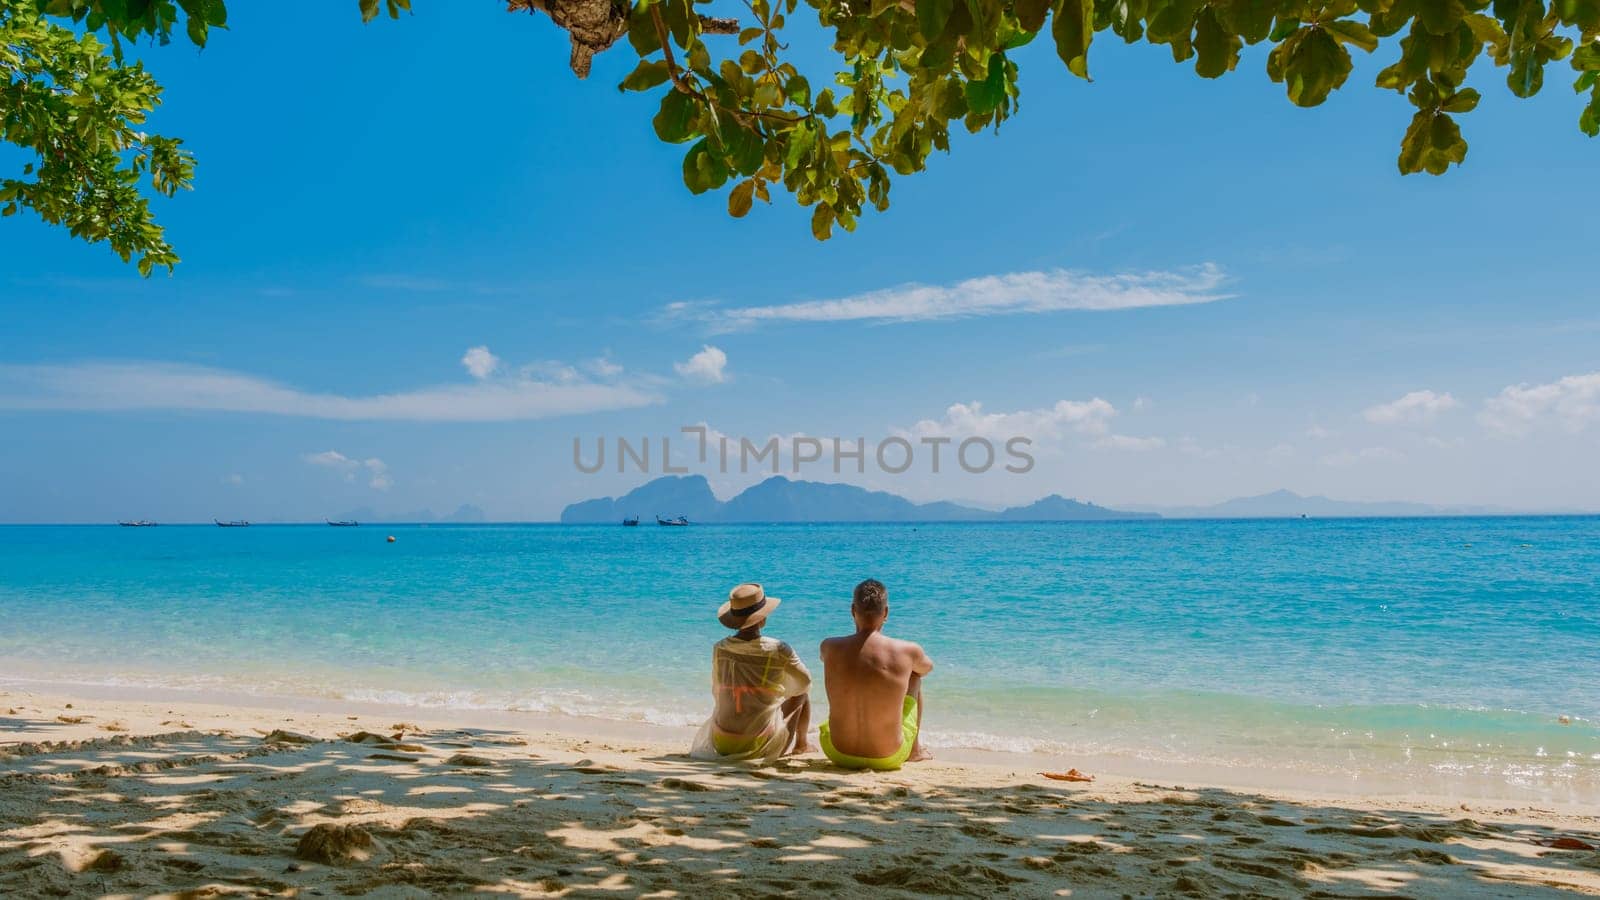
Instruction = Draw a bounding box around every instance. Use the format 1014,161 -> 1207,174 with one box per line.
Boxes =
386,535 -> 396,543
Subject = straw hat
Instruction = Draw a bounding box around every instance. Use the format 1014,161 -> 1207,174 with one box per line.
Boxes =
718,582 -> 781,628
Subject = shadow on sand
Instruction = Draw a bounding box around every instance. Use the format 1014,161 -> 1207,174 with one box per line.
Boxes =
2,711 -> 1598,898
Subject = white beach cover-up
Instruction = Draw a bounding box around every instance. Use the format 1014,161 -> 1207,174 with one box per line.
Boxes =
690,635 -> 811,764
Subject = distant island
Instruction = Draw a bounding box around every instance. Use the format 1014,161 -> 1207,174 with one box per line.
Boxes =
560,478 -> 1580,523
1132,489 -> 1531,519
561,475 -> 1155,523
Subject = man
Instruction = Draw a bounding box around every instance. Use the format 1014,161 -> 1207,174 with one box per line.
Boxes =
690,582 -> 816,763
818,578 -> 934,771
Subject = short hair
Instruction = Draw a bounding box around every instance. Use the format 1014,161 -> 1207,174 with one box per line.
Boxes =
853,579 -> 887,615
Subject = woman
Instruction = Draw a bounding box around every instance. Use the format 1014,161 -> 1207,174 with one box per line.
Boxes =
689,583 -> 816,763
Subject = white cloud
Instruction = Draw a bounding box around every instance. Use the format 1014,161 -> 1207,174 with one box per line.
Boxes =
358,274 -> 454,292
1321,446 -> 1404,467
304,450 -> 391,490
223,473 -> 245,486
461,346 -> 500,380
0,360 -> 659,422
1093,434 -> 1166,452
908,399 -> 1115,440
587,356 -> 623,378
1363,389 -> 1460,425
904,399 -> 1161,451
519,361 -> 584,384
675,345 -> 728,384
1305,424 -> 1334,440
1480,371 -> 1600,437
304,450 -> 355,469
365,459 -> 392,491
681,264 -> 1228,329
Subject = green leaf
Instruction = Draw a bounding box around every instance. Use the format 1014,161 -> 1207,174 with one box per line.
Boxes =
753,78 -> 784,107
1508,45 -> 1545,96
1580,88 -> 1600,135
946,0 -> 976,36
728,178 -> 756,216
1441,86 -> 1480,110
918,0 -> 954,40
628,3 -> 663,55
1558,0 -> 1600,29
1003,22 -> 1042,47
1150,0 -> 1202,42
1194,7 -> 1242,77
720,124 -> 766,175
1268,26 -> 1353,106
1398,108 -> 1467,173
965,54 -> 1008,113
682,139 -> 730,193
867,163 -> 890,210
1417,0 -> 1467,34
1218,0 -> 1275,43
919,32 -> 958,69
785,75 -> 811,105
1326,20 -> 1380,52
785,120 -> 817,167
653,90 -> 700,143
1016,0 -> 1051,32
662,0 -> 692,48
621,60 -> 671,92
810,203 -> 835,239
1052,0 -> 1094,79
815,89 -> 837,118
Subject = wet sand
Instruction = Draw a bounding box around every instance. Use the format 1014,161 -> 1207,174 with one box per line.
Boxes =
3,686 -> 1598,898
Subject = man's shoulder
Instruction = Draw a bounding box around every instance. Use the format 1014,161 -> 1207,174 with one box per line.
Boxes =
883,634 -> 927,657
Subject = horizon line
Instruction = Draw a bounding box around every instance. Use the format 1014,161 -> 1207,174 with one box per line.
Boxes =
8,512 -> 1599,526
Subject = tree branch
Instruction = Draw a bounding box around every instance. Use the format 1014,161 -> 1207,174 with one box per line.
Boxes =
699,15 -> 740,33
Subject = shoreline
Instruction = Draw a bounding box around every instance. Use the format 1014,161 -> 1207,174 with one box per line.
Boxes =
4,685 -> 1598,897
3,678 -> 1595,816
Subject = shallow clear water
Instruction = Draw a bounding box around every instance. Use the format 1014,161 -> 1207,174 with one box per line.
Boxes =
2,519 -> 1597,801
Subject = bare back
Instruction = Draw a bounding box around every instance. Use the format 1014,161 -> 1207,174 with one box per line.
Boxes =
820,631 -> 932,758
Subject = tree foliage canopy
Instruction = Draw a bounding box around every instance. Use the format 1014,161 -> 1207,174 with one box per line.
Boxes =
2,0 -> 1596,269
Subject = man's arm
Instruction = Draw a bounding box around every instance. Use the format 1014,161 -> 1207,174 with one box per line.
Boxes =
909,642 -> 934,677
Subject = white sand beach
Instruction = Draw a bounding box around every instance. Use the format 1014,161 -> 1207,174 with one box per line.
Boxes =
3,685 -> 1598,898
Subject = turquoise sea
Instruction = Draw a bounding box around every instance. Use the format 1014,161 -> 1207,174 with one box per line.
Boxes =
2,519 -> 1596,803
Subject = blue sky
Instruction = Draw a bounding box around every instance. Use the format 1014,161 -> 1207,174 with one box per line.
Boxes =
2,3 -> 1597,521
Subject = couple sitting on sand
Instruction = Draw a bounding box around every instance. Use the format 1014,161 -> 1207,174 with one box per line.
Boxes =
689,579 -> 934,770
